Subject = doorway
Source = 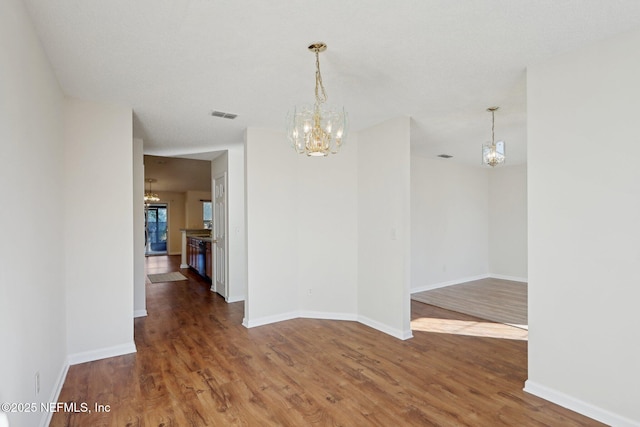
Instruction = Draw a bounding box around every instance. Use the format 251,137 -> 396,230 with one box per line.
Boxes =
145,203 -> 168,255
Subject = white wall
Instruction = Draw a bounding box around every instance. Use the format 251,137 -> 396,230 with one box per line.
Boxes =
212,146 -> 247,303
526,28 -> 640,425
488,164 -> 527,281
244,127 -> 359,325
244,128 -> 299,324
0,1 -> 67,425
296,136 -> 358,318
64,98 -> 136,363
410,157 -> 490,291
133,138 -> 146,317
185,190 -> 211,229
244,120 -> 411,338
358,117 -> 412,339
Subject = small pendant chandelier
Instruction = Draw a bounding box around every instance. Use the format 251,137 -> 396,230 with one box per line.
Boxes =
287,42 -> 347,157
144,179 -> 160,204
482,107 -> 505,167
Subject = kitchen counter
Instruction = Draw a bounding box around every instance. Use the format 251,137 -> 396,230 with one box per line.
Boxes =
179,229 -> 214,268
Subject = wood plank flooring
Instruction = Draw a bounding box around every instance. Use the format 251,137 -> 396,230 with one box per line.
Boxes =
50,256 -> 602,426
412,278 -> 528,328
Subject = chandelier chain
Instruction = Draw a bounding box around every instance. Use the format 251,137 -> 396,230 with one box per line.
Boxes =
314,50 -> 327,105
491,109 -> 495,145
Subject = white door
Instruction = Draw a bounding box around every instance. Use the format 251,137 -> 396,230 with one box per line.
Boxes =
213,172 -> 228,299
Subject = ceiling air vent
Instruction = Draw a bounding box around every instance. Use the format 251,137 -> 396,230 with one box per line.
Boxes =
437,154 -> 453,159
211,110 -> 237,119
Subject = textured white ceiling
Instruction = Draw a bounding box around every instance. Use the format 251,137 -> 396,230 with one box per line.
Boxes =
23,0 -> 640,166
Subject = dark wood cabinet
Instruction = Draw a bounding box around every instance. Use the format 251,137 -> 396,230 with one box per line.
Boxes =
205,242 -> 212,279
187,236 -> 212,281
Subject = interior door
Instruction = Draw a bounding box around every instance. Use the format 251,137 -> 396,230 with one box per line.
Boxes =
213,173 -> 228,299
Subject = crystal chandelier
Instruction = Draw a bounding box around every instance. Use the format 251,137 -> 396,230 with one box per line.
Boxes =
144,179 -> 160,203
482,107 -> 505,167
287,42 -> 347,157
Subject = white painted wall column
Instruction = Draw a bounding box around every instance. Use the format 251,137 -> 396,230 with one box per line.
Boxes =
133,137 -> 146,317
244,128 -> 299,325
357,117 -> 412,340
526,28 -> 640,426
64,98 -> 136,364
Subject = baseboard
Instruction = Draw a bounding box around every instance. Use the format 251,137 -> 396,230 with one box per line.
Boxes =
411,274 -> 490,294
242,311 -> 299,328
243,310 -> 412,341
524,380 -> 639,427
39,360 -> 70,427
179,263 -> 189,269
299,311 -> 357,322
358,315 -> 413,340
133,309 -> 147,318
225,295 -> 245,303
489,274 -> 528,283
67,342 -> 137,366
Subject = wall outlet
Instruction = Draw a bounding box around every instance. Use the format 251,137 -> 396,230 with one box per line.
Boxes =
35,371 -> 40,395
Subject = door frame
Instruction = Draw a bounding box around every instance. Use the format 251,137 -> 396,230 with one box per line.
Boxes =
144,202 -> 169,255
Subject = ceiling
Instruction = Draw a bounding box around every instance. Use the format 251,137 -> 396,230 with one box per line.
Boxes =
23,0 -> 640,166
144,155 -> 211,192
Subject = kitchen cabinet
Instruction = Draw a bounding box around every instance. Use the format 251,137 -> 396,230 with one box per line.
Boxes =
187,236 -> 212,281
205,242 -> 212,279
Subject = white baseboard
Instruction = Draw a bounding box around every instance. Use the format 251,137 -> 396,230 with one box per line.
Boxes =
524,380 -> 639,427
411,274 -> 490,294
299,311 -> 357,322
179,263 -> 189,269
209,288 -> 243,303
67,342 -> 137,366
358,315 -> 413,340
39,360 -> 70,427
133,309 -> 147,318
243,310 -> 412,340
225,295 -> 245,303
490,274 -> 528,283
242,311 -> 299,328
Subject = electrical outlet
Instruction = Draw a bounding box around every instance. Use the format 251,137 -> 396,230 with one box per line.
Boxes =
35,371 -> 40,395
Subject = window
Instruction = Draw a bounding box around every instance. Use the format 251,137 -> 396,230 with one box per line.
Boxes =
203,201 -> 212,229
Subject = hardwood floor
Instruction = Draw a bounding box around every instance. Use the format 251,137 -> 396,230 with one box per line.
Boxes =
50,256 -> 602,426
412,278 -> 528,328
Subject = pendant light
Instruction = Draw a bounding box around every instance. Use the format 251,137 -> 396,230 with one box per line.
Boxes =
144,179 -> 160,204
482,107 -> 505,167
287,42 -> 348,157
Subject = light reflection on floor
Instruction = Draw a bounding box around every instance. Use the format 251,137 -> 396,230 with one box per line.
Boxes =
411,317 -> 528,341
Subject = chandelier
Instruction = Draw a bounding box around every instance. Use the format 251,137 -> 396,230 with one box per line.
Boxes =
144,179 -> 160,203
482,107 -> 505,167
287,42 -> 347,157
